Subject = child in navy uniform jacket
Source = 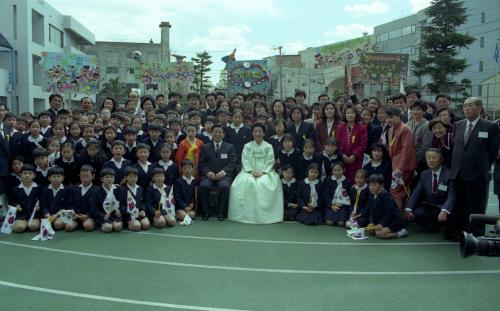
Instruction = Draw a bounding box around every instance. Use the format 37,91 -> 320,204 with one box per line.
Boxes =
154,143 -> 179,187
296,163 -> 323,225
77,139 -> 108,185
9,164 -> 41,232
277,134 -> 301,173
133,143 -> 154,190
102,140 -> 132,185
33,148 -> 50,188
67,165 -> 97,231
21,120 -> 47,164
123,127 -> 138,163
281,164 -> 299,221
115,167 -> 149,232
224,109 -> 252,164
40,167 -> 70,231
318,137 -> 343,180
296,139 -> 320,180
174,160 -> 198,222
55,142 -> 81,186
323,161 -> 352,226
144,167 -> 176,228
366,174 -> 408,239
349,169 -> 370,227
91,168 -> 123,233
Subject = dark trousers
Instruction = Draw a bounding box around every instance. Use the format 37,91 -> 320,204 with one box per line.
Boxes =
199,176 -> 231,217
413,202 -> 454,237
452,176 -> 489,237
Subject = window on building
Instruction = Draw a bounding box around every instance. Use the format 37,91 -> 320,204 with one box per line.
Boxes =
481,12 -> 485,23
479,61 -> 483,72
478,85 -> 482,96
49,24 -> 64,48
106,67 -> 119,74
410,46 -> 417,55
32,54 -> 42,86
380,32 -> 389,41
129,68 -> 135,74
402,26 -> 412,36
480,37 -> 484,48
411,24 -> 416,34
389,29 -> 401,39
376,34 -> 381,42
410,67 -> 415,76
31,9 -> 44,46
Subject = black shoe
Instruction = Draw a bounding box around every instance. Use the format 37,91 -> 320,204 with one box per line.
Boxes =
202,214 -> 209,221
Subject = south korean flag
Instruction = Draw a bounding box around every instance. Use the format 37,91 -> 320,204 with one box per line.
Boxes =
32,218 -> 55,241
127,191 -> 139,221
1,206 -> 17,234
103,186 -> 120,215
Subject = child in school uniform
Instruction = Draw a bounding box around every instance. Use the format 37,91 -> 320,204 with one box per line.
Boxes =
296,163 -> 323,225
323,161 -> 352,226
21,120 -> 46,163
199,116 -> 215,144
175,124 -> 204,177
91,168 -> 123,233
349,169 -> 370,227
318,137 -> 343,181
67,121 -> 83,146
133,143 -> 154,190
123,127 -> 138,163
224,109 -> 252,164
55,142 -> 80,186
75,124 -> 96,155
66,165 -> 97,231
366,174 -> 408,239
77,139 -> 108,184
144,168 -> 176,228
296,139 -> 320,180
267,119 -> 286,156
9,164 -> 41,232
281,164 -> 299,221
363,143 -> 392,191
154,143 -> 179,187
100,126 -> 118,159
142,123 -> 164,163
38,111 -> 53,137
116,167 -> 149,232
168,118 -> 185,145
174,160 -> 198,222
277,134 -> 301,174
162,130 -> 178,161
40,166 -> 70,231
102,140 -> 132,185
33,148 -> 50,188
46,137 -> 61,167
6,156 -> 24,190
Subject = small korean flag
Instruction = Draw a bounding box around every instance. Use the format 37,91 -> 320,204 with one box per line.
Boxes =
58,210 -> 76,224
163,188 -> 176,217
1,206 -> 17,234
333,188 -> 351,206
127,192 -> 138,220
103,189 -> 120,214
391,172 -> 404,189
181,214 -> 193,226
32,218 -> 55,241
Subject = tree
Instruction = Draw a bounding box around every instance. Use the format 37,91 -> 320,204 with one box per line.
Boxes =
99,77 -> 129,103
191,51 -> 212,95
412,0 -> 475,94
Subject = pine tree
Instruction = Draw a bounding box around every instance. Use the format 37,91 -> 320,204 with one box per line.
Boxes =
191,51 -> 213,95
412,0 -> 475,94
99,77 -> 129,103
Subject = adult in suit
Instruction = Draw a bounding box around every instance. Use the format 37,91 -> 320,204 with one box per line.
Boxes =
44,93 -> 64,121
405,148 -> 455,237
198,124 -> 237,220
286,106 -> 316,150
450,97 -> 499,238
0,103 -> 11,213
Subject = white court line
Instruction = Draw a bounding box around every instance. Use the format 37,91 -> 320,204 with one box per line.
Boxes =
0,280 -> 248,311
132,231 -> 457,246
1,241 -> 499,276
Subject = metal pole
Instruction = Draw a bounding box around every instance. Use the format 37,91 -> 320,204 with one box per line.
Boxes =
494,60 -> 498,120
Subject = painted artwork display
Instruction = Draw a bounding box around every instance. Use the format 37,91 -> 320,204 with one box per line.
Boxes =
41,52 -> 99,94
358,53 -> 409,85
226,60 -> 270,95
314,36 -> 377,69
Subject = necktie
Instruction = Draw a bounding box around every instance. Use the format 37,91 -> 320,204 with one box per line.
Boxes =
464,122 -> 473,144
432,173 -> 438,196
215,143 -> 219,153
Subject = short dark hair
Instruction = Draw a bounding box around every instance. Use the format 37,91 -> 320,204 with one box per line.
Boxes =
295,89 -> 306,98
367,174 -> 384,185
33,148 -> 49,158
391,93 -> 406,103
187,92 -> 200,100
435,93 -> 451,102
49,93 -> 63,102
251,122 -> 266,133
111,140 -> 126,149
383,106 -> 402,117
100,168 -> 115,178
136,143 -> 150,152
406,89 -> 421,99
124,166 -> 139,176
409,100 -> 426,111
80,165 -> 95,174
21,164 -> 36,173
306,162 -> 320,172
48,166 -> 65,177
151,167 -> 165,178
148,123 -> 162,132
123,126 -> 138,136
181,159 -> 194,168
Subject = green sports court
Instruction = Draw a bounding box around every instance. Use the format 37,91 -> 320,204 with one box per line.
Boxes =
0,194 -> 499,311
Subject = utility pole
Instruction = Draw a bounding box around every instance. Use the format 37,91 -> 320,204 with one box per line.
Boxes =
273,46 -> 283,99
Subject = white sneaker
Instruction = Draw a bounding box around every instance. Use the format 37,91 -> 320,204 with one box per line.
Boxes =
396,228 -> 408,238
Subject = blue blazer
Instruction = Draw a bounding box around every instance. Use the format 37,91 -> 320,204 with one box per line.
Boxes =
174,177 -> 198,211
40,186 -> 71,216
144,184 -> 172,217
406,167 -> 456,213
68,184 -> 97,215
8,183 -> 41,219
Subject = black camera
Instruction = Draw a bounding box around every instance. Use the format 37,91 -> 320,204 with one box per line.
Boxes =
460,214 -> 500,258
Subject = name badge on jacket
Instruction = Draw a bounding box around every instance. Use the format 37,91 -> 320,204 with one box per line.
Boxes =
478,131 -> 488,138
438,184 -> 448,191
220,154 -> 228,159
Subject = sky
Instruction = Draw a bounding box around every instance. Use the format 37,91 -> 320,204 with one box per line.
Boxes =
46,0 -> 432,84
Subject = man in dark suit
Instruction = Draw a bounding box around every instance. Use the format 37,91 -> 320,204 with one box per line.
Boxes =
44,93 -> 64,120
0,103 -> 11,214
198,124 -> 237,221
405,148 -> 455,237
450,97 -> 499,238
